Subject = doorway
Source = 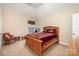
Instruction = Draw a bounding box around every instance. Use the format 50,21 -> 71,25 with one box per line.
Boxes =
72,13 -> 79,38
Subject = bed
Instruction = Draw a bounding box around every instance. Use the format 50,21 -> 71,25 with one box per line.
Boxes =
25,26 -> 59,55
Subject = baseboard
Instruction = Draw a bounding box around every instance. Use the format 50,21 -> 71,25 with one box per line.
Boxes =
59,41 -> 69,46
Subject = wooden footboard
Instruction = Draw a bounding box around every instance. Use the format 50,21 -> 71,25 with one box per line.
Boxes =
25,36 -> 58,55
26,36 -> 43,55
43,38 -> 58,50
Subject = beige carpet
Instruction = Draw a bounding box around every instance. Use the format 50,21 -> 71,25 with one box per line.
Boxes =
73,36 -> 79,54
1,40 -> 68,56
0,48 -> 2,56
68,36 -> 79,55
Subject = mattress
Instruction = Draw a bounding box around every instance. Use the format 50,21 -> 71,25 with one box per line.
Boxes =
27,32 -> 57,43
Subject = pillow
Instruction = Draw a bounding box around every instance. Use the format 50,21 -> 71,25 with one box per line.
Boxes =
5,34 -> 11,39
43,29 -> 47,32
4,33 -> 13,39
43,29 -> 55,33
48,30 -> 54,33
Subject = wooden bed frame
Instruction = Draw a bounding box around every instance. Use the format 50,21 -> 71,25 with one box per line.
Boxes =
25,26 -> 59,55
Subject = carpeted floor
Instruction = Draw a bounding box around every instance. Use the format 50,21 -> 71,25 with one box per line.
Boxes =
68,35 -> 79,55
74,36 -> 79,54
1,40 -> 68,56
0,48 -> 2,56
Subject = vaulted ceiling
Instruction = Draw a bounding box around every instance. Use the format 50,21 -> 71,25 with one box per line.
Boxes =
26,3 -> 43,8
1,3 -> 79,18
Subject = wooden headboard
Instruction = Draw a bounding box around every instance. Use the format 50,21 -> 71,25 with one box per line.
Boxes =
43,26 -> 59,39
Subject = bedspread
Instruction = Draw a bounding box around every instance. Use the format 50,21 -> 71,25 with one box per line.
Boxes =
27,32 -> 57,43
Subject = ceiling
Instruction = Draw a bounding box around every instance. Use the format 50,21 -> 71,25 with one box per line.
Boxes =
36,3 -> 79,18
2,3 -> 79,18
26,3 -> 43,8
1,3 -> 36,16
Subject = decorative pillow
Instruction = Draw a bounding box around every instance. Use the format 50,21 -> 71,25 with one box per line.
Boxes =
4,33 -> 13,39
5,34 -> 11,39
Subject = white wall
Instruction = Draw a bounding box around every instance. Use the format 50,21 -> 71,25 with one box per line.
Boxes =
2,4 -> 36,36
0,6 -> 2,49
36,4 -> 79,45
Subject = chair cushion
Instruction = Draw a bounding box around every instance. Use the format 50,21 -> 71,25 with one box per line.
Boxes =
3,33 -> 14,40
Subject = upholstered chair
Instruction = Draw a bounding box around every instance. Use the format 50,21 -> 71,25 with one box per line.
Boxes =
2,33 -> 16,44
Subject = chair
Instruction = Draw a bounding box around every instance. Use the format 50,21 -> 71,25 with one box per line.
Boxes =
2,33 -> 16,44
